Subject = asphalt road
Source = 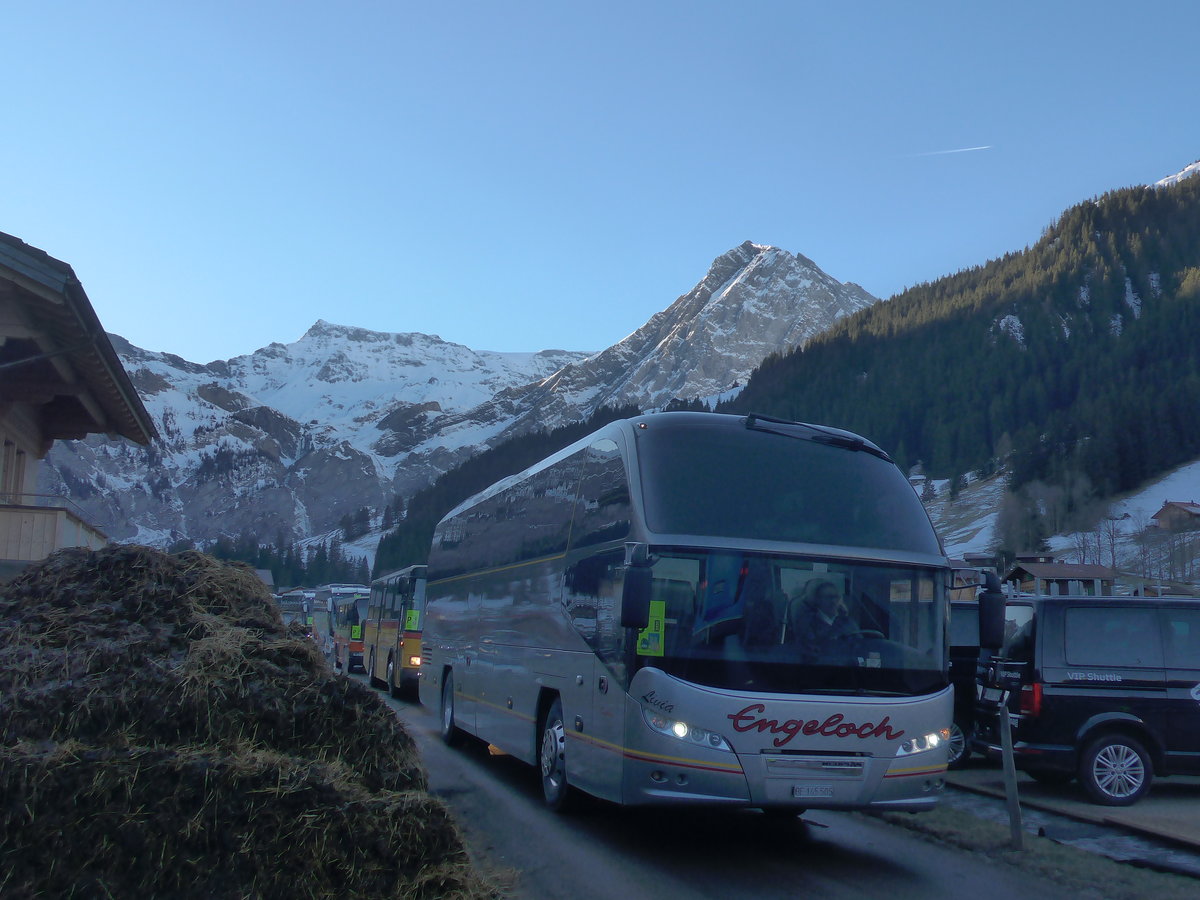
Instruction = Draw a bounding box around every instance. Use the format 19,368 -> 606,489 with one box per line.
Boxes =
366,676 -> 1072,900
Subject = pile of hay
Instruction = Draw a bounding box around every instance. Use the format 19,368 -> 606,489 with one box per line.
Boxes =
0,545 -> 496,899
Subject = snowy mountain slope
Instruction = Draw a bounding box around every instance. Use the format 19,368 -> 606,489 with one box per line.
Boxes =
43,328 -> 590,548
40,242 -> 876,549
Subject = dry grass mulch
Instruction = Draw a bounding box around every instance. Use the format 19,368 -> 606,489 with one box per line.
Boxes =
0,545 -> 497,900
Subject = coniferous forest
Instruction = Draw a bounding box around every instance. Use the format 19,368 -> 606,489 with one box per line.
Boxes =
373,173 -> 1200,569
722,175 -> 1200,539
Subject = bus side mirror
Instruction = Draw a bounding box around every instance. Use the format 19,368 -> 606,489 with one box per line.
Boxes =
978,572 -> 1006,651
621,565 -> 652,629
621,542 -> 653,629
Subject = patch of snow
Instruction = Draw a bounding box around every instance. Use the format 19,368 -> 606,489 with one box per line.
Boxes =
1124,278 -> 1141,319
1154,160 -> 1200,188
995,315 -> 1026,347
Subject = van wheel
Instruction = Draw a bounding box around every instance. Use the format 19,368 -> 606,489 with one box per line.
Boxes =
440,673 -> 463,747
539,697 -> 574,812
947,721 -> 972,769
1079,734 -> 1153,806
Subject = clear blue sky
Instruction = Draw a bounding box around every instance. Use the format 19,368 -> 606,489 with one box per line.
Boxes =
4,2 -> 1197,363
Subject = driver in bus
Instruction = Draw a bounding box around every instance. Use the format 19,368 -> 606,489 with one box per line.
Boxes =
789,579 -> 858,654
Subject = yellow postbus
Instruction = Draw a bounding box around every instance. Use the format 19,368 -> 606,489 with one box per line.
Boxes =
363,565 -> 427,700
314,584 -> 369,673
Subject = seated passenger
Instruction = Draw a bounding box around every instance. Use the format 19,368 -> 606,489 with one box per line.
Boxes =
790,579 -> 858,655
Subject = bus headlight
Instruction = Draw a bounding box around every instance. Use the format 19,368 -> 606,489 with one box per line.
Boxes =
897,728 -> 951,756
641,707 -> 732,752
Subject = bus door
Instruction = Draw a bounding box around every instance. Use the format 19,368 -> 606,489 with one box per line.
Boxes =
451,586 -> 485,735
376,580 -> 400,687
312,600 -> 334,664
334,595 -> 368,672
364,585 -> 386,683
564,550 -> 629,802
397,576 -> 424,690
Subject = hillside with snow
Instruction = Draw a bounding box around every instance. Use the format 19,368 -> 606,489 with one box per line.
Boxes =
925,456 -> 1200,587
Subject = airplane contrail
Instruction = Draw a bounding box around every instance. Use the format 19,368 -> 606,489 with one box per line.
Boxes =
911,145 -> 993,157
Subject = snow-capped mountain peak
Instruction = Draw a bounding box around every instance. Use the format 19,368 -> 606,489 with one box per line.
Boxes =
42,243 -> 877,551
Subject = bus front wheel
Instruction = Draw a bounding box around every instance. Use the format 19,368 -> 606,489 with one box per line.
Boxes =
440,672 -> 463,747
539,697 -> 573,812
387,656 -> 400,699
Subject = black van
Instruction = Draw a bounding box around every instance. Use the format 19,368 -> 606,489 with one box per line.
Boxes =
975,595 -> 1200,805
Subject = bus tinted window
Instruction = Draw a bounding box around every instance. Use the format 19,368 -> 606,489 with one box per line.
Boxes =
431,452 -> 587,578
636,422 -> 940,554
571,439 -> 631,548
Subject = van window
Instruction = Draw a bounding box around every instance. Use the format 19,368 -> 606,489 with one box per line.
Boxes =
1002,605 -> 1035,662
1065,607 -> 1163,668
1163,608 -> 1200,669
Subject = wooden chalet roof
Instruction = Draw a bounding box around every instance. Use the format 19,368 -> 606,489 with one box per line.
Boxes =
1153,501 -> 1200,519
0,231 -> 155,446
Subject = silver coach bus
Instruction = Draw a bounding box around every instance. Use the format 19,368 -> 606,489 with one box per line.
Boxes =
419,412 -> 962,813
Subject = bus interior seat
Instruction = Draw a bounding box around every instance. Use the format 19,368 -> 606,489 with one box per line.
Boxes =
784,594 -> 817,643
742,597 -> 778,648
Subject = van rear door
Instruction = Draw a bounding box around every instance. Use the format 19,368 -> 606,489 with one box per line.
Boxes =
1161,605 -> 1200,773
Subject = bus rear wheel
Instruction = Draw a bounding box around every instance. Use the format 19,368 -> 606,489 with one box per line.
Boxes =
539,697 -> 573,812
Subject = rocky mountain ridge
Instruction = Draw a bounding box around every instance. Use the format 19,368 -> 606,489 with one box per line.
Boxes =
40,242 -> 876,549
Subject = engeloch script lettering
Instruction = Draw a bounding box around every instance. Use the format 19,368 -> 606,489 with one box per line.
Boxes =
727,703 -> 905,747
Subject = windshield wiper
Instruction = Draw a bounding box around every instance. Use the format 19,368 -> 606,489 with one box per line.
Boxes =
744,413 -> 891,462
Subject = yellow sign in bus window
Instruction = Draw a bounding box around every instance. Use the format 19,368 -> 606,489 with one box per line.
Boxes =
636,599 -> 666,657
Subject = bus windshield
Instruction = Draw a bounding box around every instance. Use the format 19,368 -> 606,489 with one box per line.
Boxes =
636,550 -> 946,696
636,419 -> 941,555
336,595 -> 368,627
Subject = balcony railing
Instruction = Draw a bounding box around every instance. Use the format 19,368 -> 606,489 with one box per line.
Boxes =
0,492 -> 109,565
